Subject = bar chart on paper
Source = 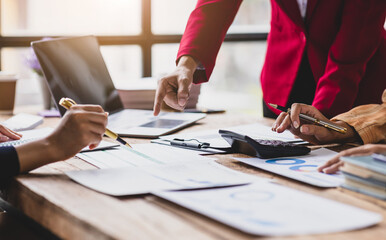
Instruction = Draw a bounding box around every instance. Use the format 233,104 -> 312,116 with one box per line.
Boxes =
236,148 -> 344,187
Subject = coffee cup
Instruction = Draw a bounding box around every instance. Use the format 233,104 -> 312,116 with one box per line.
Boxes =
0,72 -> 18,113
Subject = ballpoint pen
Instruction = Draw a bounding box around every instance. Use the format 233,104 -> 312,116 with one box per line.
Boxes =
59,97 -> 132,148
269,103 -> 347,134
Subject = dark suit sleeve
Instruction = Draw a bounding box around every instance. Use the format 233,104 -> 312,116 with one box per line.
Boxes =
0,146 -> 20,180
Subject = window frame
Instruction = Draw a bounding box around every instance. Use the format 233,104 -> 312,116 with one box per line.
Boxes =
0,0 -> 267,77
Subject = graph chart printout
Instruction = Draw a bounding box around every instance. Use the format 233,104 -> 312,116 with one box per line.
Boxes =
154,183 -> 382,236
236,148 -> 344,187
66,160 -> 265,196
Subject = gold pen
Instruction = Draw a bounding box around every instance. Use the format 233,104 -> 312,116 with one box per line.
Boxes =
59,97 -> 133,148
269,103 -> 347,134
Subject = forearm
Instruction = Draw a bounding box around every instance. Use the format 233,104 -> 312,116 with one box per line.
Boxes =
177,56 -> 198,73
332,104 -> 386,144
15,137 -> 62,173
177,0 -> 242,83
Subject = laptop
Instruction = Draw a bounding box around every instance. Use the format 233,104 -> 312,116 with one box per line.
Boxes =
32,36 -> 205,138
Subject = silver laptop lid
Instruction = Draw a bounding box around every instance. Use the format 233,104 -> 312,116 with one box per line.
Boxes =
32,36 -> 123,116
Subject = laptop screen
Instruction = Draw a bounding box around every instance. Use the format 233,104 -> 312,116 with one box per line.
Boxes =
32,36 -> 123,116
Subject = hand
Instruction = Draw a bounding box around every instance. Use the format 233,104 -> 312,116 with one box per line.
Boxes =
47,105 -> 108,161
153,56 -> 198,116
0,124 -> 22,142
318,144 -> 386,174
272,103 -> 358,144
15,105 -> 108,173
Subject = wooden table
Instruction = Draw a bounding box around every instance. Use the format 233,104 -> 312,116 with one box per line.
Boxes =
1,113 -> 385,240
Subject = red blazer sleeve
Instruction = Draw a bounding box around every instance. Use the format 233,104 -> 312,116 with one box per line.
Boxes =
177,0 -> 243,84
312,0 -> 386,117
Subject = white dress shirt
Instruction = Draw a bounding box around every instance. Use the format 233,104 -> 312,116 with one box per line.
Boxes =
296,0 -> 308,19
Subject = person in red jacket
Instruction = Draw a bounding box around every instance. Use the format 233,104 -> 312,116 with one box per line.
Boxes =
153,0 -> 386,119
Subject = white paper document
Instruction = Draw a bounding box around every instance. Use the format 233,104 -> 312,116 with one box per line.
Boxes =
1,113 -> 43,131
66,160 -> 262,196
154,183 -> 382,236
0,128 -> 119,152
76,143 -> 211,169
236,148 -> 344,187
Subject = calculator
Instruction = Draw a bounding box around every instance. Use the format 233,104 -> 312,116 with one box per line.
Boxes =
219,129 -> 310,159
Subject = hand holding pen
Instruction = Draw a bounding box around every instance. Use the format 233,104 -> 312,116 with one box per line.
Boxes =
270,103 -> 359,144
59,98 -> 132,148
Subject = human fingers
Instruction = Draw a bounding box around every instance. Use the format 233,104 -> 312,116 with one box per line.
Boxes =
276,114 -> 291,133
153,76 -> 170,116
319,144 -> 386,174
300,124 -> 333,143
322,160 -> 344,174
9,128 -> 22,138
2,126 -> 23,138
70,104 -> 105,113
0,133 -> 9,142
318,155 -> 340,172
176,76 -> 192,108
338,144 -> 386,157
80,132 -> 104,150
62,111 -> 106,138
67,109 -> 108,126
86,112 -> 108,128
88,132 -> 105,149
290,103 -> 312,129
163,89 -> 185,111
87,121 -> 107,136
272,112 -> 288,132
88,143 -> 98,150
0,124 -> 22,140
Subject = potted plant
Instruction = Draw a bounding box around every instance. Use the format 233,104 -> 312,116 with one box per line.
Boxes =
25,38 -> 53,110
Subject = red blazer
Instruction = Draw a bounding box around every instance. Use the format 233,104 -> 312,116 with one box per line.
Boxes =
177,0 -> 386,118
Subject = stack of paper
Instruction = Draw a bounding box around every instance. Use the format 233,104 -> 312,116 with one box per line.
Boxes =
116,78 -> 156,110
185,84 -> 201,109
115,78 -> 200,110
341,154 -> 386,200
